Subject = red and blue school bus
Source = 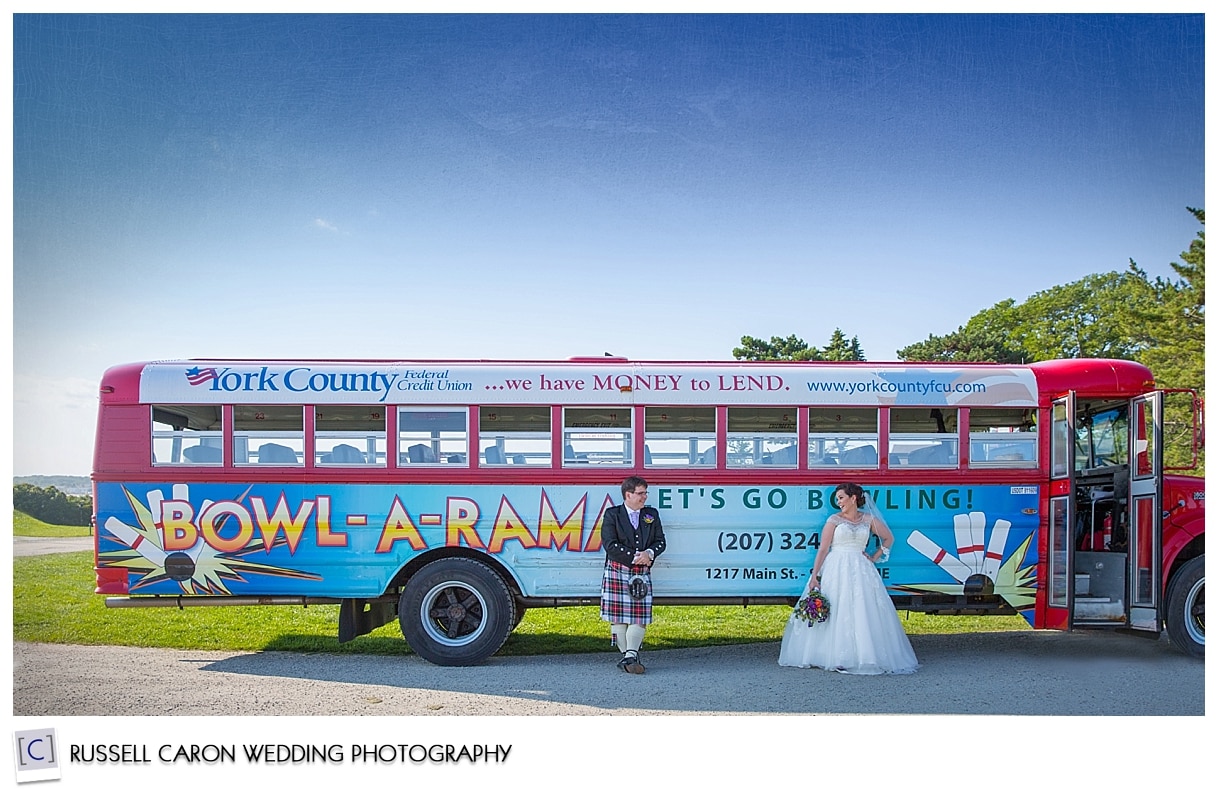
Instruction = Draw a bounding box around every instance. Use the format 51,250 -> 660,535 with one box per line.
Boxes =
92,357 -> 1204,665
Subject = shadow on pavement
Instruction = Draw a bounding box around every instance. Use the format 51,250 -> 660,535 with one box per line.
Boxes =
197,629 -> 1202,715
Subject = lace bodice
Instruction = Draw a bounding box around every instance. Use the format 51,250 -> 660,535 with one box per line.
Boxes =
829,516 -> 872,551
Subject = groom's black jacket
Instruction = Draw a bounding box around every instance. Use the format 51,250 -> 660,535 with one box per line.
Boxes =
600,505 -> 667,567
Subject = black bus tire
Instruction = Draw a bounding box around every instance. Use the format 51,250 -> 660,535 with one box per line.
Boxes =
1165,555 -> 1204,658
399,557 -> 516,666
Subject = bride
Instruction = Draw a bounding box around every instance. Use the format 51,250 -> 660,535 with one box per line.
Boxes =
778,482 -> 919,674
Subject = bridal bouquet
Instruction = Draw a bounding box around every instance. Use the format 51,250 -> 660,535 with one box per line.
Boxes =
792,589 -> 830,626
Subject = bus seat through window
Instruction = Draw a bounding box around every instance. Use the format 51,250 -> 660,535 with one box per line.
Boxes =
770,445 -> 797,466
988,444 -> 1028,461
407,443 -> 437,464
840,445 -> 877,466
258,443 -> 298,464
511,453 -> 527,465
484,446 -> 506,465
183,445 -> 222,463
697,446 -> 717,465
328,444 -> 365,464
908,444 -> 951,466
643,446 -> 653,465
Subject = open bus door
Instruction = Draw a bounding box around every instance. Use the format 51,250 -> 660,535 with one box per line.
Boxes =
1046,393 -> 1076,630
1047,394 -> 1076,628
1059,390 -> 1164,639
1126,392 -> 1163,636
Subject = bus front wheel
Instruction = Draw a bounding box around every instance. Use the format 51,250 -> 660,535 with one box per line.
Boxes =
399,557 -> 516,666
1165,555 -> 1204,658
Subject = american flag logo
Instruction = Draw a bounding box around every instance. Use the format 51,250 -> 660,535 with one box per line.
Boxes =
185,367 -> 219,386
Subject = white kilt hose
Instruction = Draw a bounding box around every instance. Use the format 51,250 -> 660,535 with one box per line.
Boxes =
600,559 -> 653,624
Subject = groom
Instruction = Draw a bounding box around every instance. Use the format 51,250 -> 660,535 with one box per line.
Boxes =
600,476 -> 666,674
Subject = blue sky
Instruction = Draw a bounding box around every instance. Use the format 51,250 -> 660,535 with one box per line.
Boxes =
10,13 -> 1206,476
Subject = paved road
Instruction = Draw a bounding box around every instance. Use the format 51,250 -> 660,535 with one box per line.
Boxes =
13,627 -> 1203,716
11,538 -> 1204,716
12,535 -> 94,556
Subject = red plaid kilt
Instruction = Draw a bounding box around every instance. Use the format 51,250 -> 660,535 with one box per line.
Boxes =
600,559 -> 653,624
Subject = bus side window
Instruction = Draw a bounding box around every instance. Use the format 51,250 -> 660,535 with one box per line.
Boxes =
235,406 -> 303,466
480,406 -> 551,467
643,406 -> 714,468
563,407 -> 631,467
152,404 -> 223,466
316,405 -> 383,466
726,407 -> 796,468
808,408 -> 878,468
398,408 -> 466,466
890,407 -> 958,468
968,408 -> 1037,468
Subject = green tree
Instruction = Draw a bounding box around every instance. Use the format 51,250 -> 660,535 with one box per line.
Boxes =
1009,269 -> 1158,361
733,334 -> 822,361
1137,208 -> 1204,391
1134,208 -> 1204,472
821,329 -> 866,361
733,329 -> 865,361
898,268 -> 1158,363
898,207 -> 1204,472
898,300 -> 1026,362
12,484 -> 92,526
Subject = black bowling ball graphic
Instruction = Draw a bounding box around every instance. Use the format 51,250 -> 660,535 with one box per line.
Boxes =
164,552 -> 196,582
963,573 -> 994,595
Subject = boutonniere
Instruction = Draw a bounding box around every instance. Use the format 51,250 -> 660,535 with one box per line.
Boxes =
642,514 -> 655,524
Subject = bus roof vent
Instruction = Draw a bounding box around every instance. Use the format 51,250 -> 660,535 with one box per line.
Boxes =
567,355 -> 629,362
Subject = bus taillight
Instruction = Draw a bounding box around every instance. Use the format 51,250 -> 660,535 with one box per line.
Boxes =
94,567 -> 128,595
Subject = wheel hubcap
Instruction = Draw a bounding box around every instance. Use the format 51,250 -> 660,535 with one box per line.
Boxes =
420,582 -> 488,647
1185,578 -> 1204,646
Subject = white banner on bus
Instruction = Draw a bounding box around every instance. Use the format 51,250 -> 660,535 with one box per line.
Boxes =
139,362 -> 1038,407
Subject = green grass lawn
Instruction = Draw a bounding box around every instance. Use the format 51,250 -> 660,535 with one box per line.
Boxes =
13,511 -> 92,537
13,548 -> 1029,656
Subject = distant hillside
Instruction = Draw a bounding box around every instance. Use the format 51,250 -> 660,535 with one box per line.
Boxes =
14,475 -> 92,497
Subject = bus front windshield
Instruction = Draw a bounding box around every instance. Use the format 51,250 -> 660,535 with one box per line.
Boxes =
1076,406 -> 1128,470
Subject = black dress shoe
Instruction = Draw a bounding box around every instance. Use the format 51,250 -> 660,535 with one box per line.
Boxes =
618,651 -> 645,674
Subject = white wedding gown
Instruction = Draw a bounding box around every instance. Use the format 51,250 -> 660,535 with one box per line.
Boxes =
778,515 -> 919,674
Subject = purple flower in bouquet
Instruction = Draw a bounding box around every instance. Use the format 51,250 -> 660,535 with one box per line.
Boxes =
792,589 -> 830,626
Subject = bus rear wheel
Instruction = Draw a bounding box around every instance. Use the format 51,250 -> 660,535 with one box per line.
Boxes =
1166,555 -> 1204,658
399,557 -> 516,666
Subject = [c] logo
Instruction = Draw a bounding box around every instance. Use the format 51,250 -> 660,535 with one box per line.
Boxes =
13,728 -> 61,783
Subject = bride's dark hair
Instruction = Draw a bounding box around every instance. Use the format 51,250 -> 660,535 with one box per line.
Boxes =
834,482 -> 867,507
